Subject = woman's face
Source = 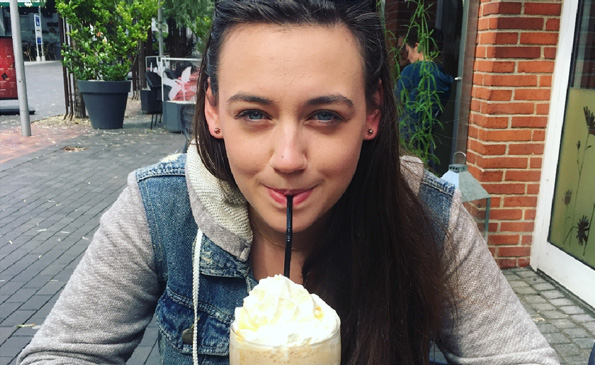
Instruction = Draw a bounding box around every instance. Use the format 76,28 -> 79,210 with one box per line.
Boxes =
204,24 -> 380,234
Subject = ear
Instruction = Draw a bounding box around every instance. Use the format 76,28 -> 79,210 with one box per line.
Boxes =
204,79 -> 223,139
364,80 -> 382,140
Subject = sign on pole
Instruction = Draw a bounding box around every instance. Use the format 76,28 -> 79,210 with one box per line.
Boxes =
33,13 -> 45,62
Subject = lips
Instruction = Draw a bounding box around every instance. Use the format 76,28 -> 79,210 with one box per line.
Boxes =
268,187 -> 313,206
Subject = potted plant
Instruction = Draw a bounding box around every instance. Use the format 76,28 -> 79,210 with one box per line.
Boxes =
57,0 -> 158,129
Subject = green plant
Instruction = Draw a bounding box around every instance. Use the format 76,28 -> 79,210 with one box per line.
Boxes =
161,0 -> 213,54
57,0 -> 158,81
386,0 -> 445,168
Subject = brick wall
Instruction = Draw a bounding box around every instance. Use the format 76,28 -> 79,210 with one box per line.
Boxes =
467,0 -> 562,268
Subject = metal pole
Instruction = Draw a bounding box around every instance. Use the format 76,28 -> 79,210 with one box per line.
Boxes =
9,0 -> 31,136
157,0 -> 164,58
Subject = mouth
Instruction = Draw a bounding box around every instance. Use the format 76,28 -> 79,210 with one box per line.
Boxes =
268,187 -> 313,206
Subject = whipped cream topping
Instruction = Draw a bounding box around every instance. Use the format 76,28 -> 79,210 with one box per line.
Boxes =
232,275 -> 340,346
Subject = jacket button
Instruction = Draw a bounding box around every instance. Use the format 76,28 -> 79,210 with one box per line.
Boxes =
182,324 -> 194,344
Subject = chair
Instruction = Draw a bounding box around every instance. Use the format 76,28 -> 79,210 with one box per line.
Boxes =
145,71 -> 163,129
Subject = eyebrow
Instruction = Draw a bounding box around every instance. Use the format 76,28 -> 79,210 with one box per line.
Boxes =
227,93 -> 272,105
227,93 -> 354,107
307,94 -> 354,107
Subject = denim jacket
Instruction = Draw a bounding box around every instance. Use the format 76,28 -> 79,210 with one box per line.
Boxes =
136,154 -> 454,364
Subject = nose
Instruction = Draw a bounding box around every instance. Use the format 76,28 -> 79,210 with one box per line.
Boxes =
269,124 -> 307,174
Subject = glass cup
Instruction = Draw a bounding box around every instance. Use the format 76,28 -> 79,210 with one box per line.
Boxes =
229,326 -> 341,365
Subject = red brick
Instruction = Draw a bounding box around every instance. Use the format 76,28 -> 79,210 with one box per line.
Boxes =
511,116 -> 548,128
521,235 -> 533,244
468,139 -> 507,155
530,156 -> 543,168
479,170 -> 504,182
503,196 -> 538,207
483,74 -> 538,87
488,246 -> 497,256
505,170 -> 542,182
466,150 -> 479,165
517,61 -> 555,73
527,183 -> 540,194
489,89 -> 514,101
478,18 -> 490,31
497,258 -> 519,268
471,99 -> 482,112
544,47 -> 557,59
473,114 -> 509,128
486,222 -> 499,232
533,130 -> 546,141
500,222 -> 535,232
525,209 -> 537,220
479,129 -> 533,142
480,32 -> 519,44
486,46 -> 541,59
482,2 -> 522,16
483,102 -> 535,115
540,75 -> 552,87
489,234 -> 520,245
490,197 -> 503,208
495,17 -> 544,30
475,60 -> 516,73
508,142 -> 545,155
482,156 -> 528,169
524,3 -> 562,16
491,208 -> 523,220
520,32 -> 559,45
514,89 -> 551,101
484,183 -> 526,194
518,258 -> 531,267
536,103 -> 550,115
475,45 -> 487,58
498,246 -> 532,257
546,18 -> 560,31
468,124 -> 480,139
472,73 -> 484,85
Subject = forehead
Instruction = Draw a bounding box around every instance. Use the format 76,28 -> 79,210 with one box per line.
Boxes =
217,23 -> 364,80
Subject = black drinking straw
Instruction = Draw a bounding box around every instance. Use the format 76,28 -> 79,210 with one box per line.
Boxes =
284,195 -> 293,277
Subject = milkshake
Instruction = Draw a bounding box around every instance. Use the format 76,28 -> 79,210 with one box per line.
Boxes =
229,275 -> 341,364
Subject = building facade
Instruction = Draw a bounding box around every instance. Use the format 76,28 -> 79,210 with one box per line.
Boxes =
386,0 -> 594,307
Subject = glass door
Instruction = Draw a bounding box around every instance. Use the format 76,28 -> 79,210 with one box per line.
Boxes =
532,0 -> 595,307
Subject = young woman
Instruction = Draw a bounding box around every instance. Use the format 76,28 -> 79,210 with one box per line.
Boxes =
19,1 -> 558,364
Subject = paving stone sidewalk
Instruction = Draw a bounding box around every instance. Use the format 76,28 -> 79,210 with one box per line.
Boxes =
1,114 -> 594,364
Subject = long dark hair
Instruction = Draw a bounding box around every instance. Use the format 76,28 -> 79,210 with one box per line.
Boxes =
194,1 -> 450,363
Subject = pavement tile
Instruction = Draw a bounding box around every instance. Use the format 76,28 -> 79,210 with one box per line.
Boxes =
541,290 -> 565,300
551,318 -> 579,329
534,303 -> 556,312
560,306 -> 586,315
533,282 -> 556,291
574,337 -> 595,349
541,310 -> 570,319
562,327 -> 590,338
570,314 -> 595,322
551,298 -> 575,307
583,321 -> 595,335
514,286 -> 538,295
524,294 -> 548,304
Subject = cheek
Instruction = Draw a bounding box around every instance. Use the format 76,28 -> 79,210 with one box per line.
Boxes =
317,139 -> 362,185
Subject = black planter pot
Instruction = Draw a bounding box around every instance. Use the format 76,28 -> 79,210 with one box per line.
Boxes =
78,80 -> 130,129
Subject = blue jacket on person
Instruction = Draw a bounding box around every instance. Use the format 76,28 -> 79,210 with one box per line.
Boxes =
396,61 -> 454,142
